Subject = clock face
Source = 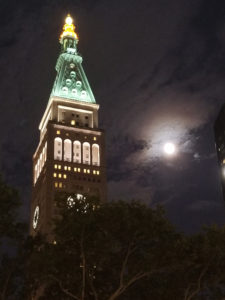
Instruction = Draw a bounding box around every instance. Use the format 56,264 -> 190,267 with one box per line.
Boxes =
33,206 -> 40,229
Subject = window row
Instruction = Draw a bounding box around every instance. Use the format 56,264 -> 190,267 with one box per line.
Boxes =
54,178 -> 101,189
34,142 -> 47,184
54,138 -> 100,166
53,169 -> 100,178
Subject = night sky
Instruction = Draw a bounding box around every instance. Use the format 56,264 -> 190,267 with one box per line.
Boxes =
1,0 -> 225,232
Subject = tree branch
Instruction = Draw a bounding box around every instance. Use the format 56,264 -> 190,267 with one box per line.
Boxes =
48,275 -> 80,300
119,241 -> 136,287
80,228 -> 86,300
88,274 -> 99,300
108,271 -> 150,300
184,264 -> 209,300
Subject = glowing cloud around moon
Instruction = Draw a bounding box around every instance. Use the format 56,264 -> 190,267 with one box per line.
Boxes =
164,142 -> 176,155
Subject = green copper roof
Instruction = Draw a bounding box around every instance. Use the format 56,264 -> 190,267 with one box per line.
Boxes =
50,18 -> 96,104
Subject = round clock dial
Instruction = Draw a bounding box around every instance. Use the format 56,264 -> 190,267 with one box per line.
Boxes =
33,206 -> 40,229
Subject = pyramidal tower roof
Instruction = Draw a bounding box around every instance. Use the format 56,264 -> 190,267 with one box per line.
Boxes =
50,14 -> 96,104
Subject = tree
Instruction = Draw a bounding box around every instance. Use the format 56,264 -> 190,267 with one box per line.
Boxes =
27,193 -> 181,300
0,175 -> 26,300
0,175 -> 24,243
26,193 -> 225,299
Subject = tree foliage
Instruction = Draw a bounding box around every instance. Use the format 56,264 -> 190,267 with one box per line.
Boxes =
25,193 -> 225,300
27,194 -> 181,299
1,185 -> 225,299
0,176 -> 24,243
0,176 -> 26,300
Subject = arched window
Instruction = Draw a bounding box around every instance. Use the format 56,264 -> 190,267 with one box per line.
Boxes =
44,142 -> 47,162
41,148 -> 45,167
92,144 -> 100,166
37,159 -> 40,178
34,164 -> 37,184
73,141 -> 81,163
54,137 -> 62,160
40,153 -> 43,171
64,139 -> 72,162
83,142 -> 90,165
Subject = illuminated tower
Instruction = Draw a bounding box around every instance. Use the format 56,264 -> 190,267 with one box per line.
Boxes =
30,15 -> 107,235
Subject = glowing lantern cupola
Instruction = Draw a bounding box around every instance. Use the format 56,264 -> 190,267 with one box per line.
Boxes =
30,15 -> 107,237
51,14 -> 95,103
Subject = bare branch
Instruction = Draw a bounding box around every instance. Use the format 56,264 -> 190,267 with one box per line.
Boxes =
48,275 -> 80,300
120,241 -> 136,286
88,275 -> 99,300
184,265 -> 209,300
108,271 -> 150,300
184,285 -> 191,300
121,271 -> 150,293
108,264 -> 183,300
80,228 -> 86,300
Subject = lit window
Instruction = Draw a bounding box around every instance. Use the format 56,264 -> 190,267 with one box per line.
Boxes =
78,168 -> 81,172
76,81 -> 82,87
54,164 -> 58,169
53,173 -> 57,178
93,137 -> 97,141
64,166 -> 68,170
84,169 -> 87,173
68,166 -> 71,171
64,139 -> 72,162
93,170 -> 96,175
92,144 -> 100,166
62,86 -> 68,93
55,182 -> 58,188
83,142 -> 90,165
74,168 -> 77,172
56,130 -> 60,135
73,141 -> 81,163
97,171 -> 100,175
81,90 -> 87,97
87,169 -> 90,174
71,120 -> 75,125
58,173 -> 62,178
59,182 -> 62,188
58,165 -> 61,170
54,137 -> 62,161
63,174 -> 67,179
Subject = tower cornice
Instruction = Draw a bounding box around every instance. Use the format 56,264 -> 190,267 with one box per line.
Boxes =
39,96 -> 99,133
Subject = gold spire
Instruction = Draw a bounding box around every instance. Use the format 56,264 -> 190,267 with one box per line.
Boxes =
60,14 -> 78,40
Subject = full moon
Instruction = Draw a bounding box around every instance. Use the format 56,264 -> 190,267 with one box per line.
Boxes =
164,142 -> 176,155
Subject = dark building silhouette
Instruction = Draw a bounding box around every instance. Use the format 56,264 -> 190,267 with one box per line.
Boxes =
214,103 -> 225,200
30,15 -> 107,236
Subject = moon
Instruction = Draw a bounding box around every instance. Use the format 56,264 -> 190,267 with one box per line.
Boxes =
164,142 -> 176,155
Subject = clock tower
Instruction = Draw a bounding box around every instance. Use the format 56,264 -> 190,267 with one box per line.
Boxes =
30,15 -> 107,236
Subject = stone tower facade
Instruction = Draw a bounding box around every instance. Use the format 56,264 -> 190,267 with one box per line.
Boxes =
30,15 -> 107,236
